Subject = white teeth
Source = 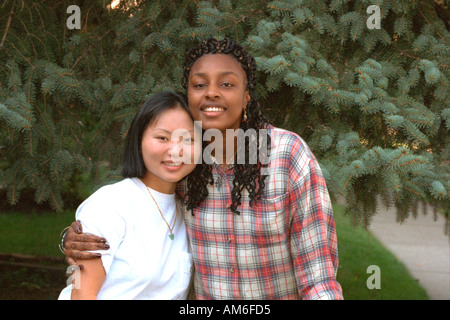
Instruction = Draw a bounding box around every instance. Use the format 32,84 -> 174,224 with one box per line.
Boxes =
203,107 -> 224,112
164,162 -> 182,167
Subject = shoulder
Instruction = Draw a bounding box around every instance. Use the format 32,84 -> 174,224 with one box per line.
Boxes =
83,178 -> 135,204
98,178 -> 136,193
75,180 -> 132,249
264,125 -> 323,188
76,178 -> 135,220
267,125 -> 316,162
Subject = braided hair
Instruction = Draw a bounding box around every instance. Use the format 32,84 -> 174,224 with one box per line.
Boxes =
181,38 -> 271,215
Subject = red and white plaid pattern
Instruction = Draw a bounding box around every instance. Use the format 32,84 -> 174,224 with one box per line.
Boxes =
178,126 -> 343,300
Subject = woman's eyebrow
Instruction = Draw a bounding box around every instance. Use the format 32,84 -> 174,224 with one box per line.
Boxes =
152,128 -> 171,134
153,128 -> 195,134
190,71 -> 239,78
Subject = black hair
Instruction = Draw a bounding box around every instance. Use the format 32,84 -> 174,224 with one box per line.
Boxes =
121,91 -> 191,178
181,38 -> 271,215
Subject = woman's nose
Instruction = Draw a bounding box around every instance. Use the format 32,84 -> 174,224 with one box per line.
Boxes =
205,84 -> 220,99
169,139 -> 183,152
168,140 -> 184,161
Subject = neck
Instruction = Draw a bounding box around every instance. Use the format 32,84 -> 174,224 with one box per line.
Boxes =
139,176 -> 176,194
209,133 -> 237,165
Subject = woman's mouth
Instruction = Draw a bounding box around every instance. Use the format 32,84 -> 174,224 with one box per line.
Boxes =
162,161 -> 183,167
202,106 -> 225,112
200,105 -> 226,117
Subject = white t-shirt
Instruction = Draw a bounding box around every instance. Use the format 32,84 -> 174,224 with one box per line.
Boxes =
58,178 -> 193,300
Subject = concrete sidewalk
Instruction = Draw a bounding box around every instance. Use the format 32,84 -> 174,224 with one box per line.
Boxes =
369,202 -> 450,300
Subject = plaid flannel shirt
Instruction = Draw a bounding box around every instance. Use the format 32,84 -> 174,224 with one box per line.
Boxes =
178,126 -> 343,300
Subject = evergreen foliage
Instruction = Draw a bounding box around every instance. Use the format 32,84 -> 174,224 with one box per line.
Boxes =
0,0 -> 448,226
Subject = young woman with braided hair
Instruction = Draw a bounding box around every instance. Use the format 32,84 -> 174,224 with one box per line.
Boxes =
180,38 -> 270,216
62,38 -> 343,300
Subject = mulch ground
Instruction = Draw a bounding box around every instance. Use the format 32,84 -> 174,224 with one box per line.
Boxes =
0,253 -> 68,300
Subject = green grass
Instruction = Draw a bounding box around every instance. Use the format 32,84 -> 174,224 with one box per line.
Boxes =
0,204 -> 430,300
0,210 -> 75,257
0,210 -> 76,299
334,203 -> 429,300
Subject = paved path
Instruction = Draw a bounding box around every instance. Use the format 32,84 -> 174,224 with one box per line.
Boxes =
369,202 -> 449,300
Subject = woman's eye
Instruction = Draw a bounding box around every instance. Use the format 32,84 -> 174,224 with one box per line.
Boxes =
157,136 -> 169,141
193,83 -> 205,88
222,82 -> 233,87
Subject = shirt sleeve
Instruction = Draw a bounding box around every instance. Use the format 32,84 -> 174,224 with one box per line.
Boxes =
288,142 -> 343,300
75,187 -> 126,274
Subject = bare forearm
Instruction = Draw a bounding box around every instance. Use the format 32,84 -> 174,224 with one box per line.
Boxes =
69,258 -> 106,300
71,291 -> 98,300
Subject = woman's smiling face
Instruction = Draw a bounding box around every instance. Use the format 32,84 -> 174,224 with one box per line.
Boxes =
140,107 -> 199,194
187,53 -> 250,132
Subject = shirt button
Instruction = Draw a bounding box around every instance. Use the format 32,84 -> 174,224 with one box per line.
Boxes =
230,268 -> 235,273
227,237 -> 232,243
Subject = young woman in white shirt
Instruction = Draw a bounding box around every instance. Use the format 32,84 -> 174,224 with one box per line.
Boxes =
58,91 -> 200,300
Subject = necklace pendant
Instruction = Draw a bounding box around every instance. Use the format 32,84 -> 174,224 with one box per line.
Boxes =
146,186 -> 178,242
215,176 -> 222,191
